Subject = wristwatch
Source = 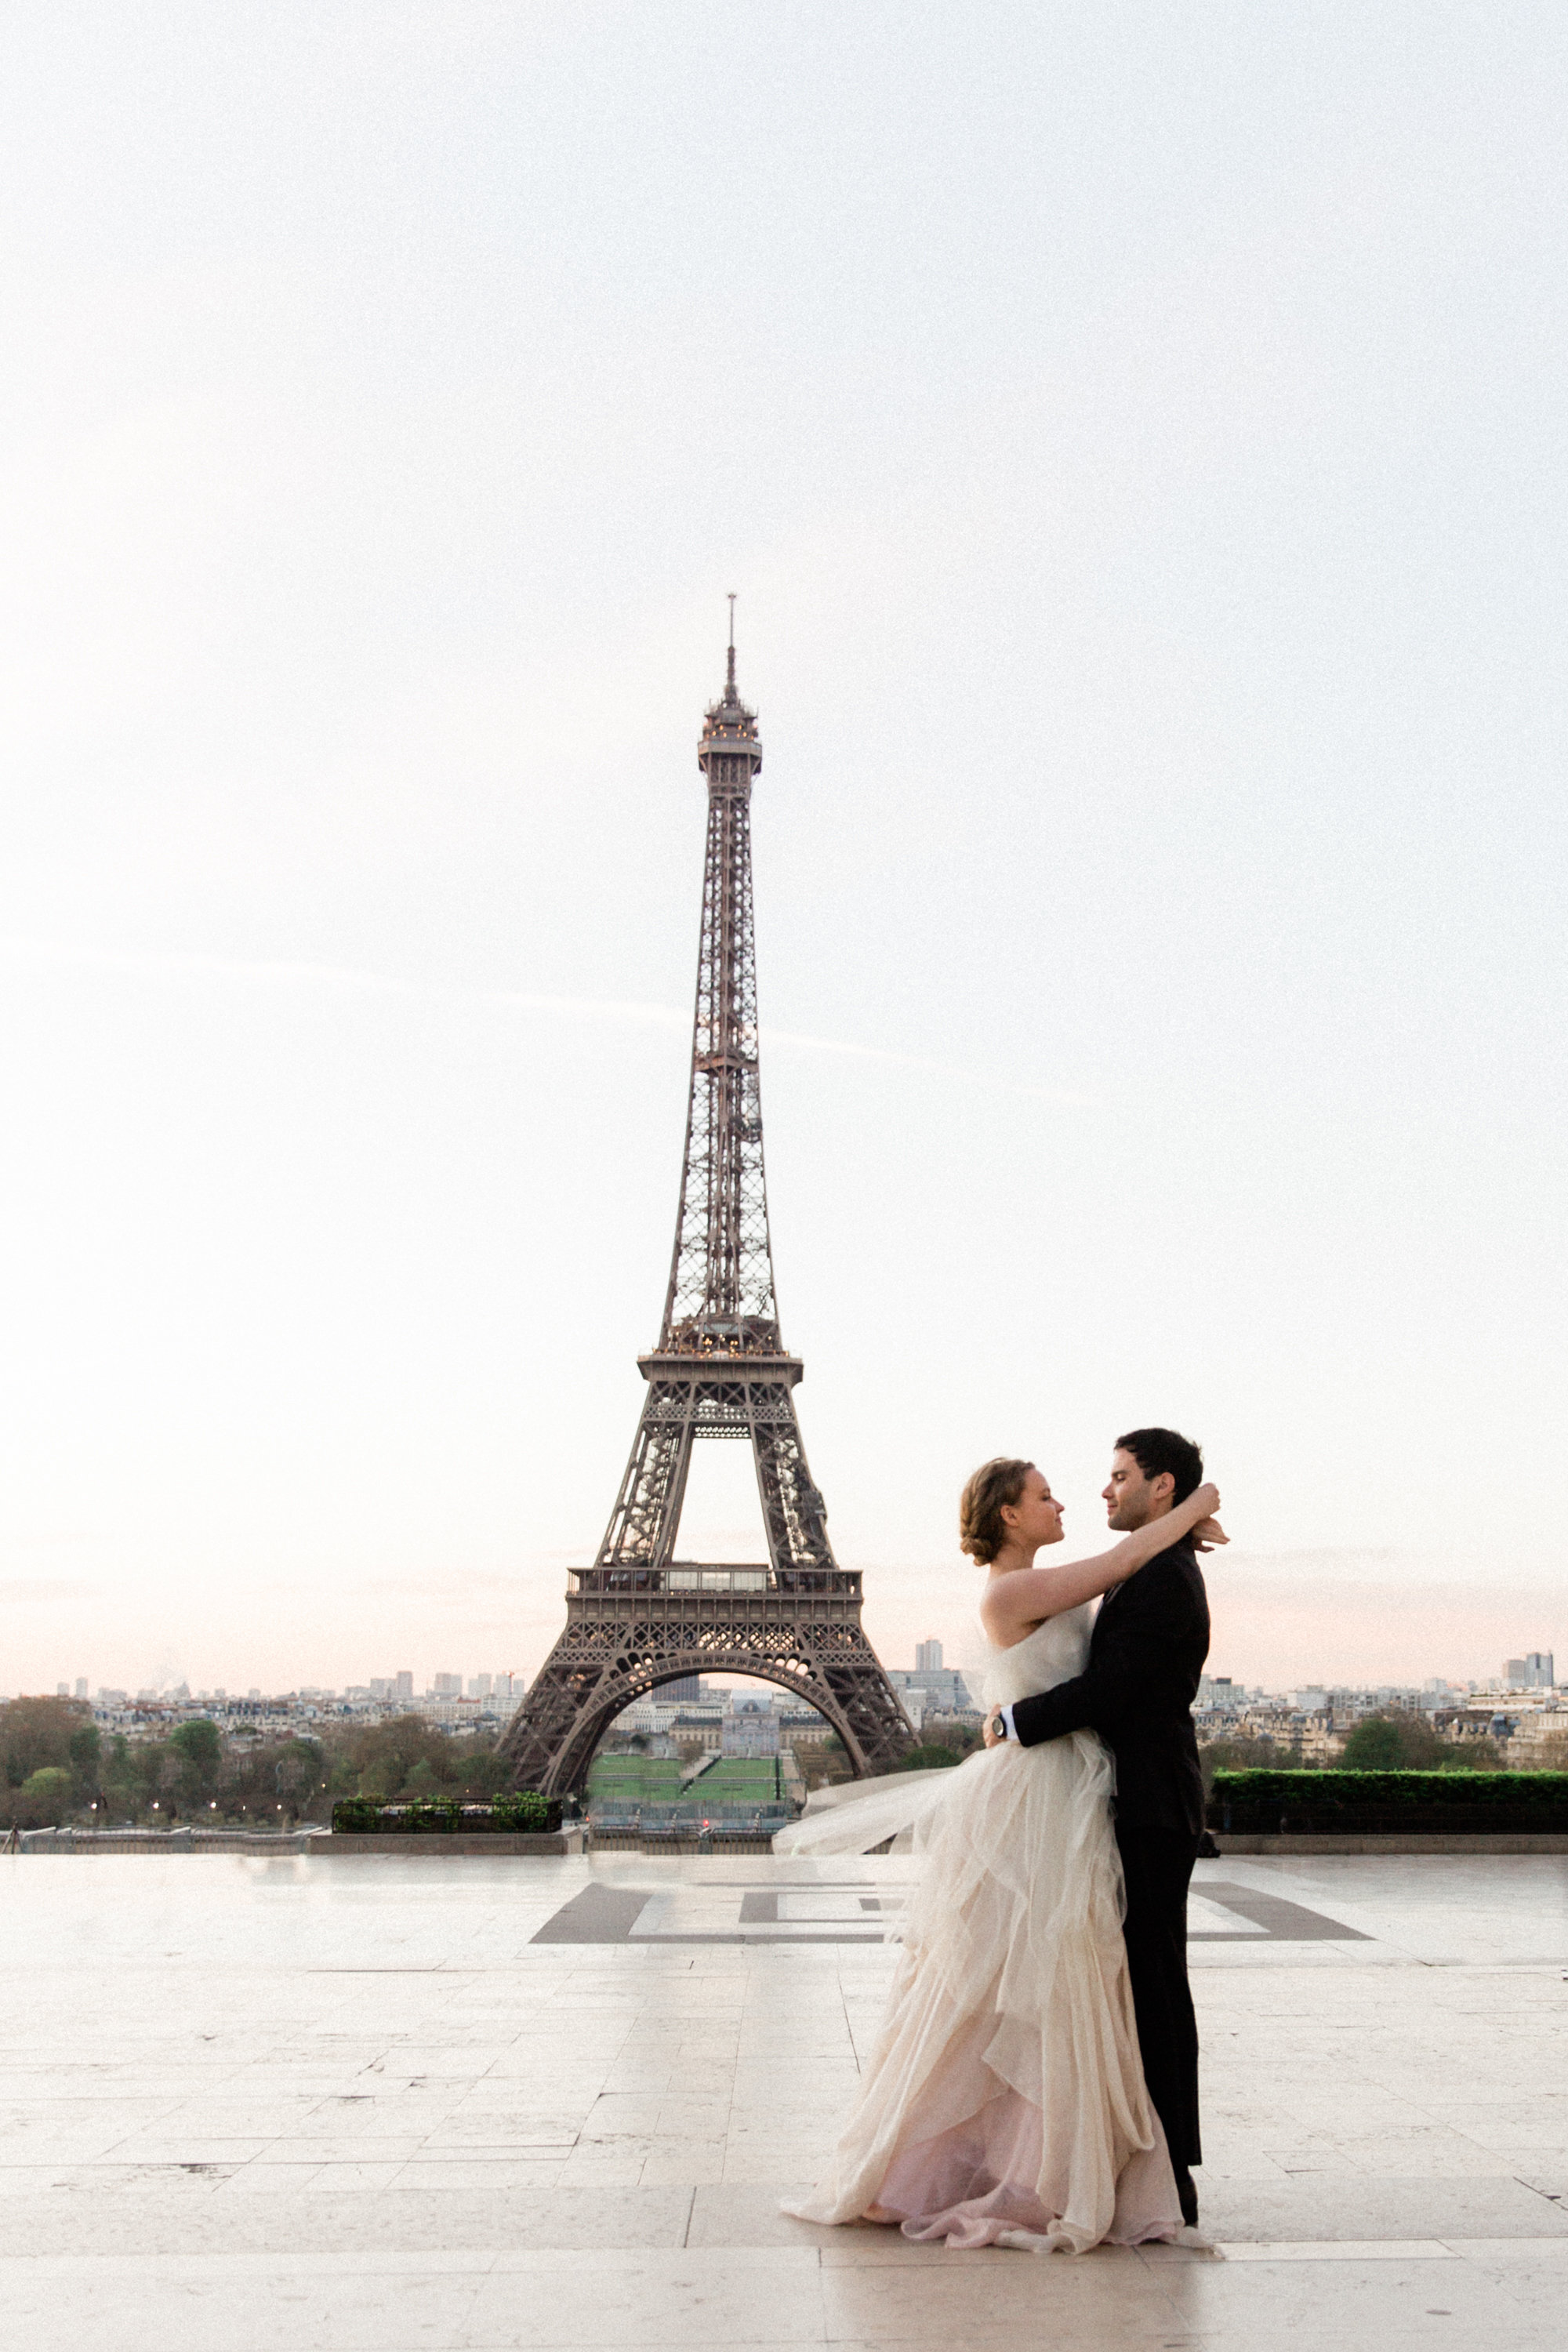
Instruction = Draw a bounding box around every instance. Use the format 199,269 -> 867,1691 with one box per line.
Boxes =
991,1710 -> 1008,1739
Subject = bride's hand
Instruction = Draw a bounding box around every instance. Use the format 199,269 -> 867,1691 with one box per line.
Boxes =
1192,1515 -> 1228,1552
1190,1482 -> 1220,1519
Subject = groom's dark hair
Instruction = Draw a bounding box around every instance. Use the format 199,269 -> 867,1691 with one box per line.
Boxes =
1115,1427 -> 1204,1506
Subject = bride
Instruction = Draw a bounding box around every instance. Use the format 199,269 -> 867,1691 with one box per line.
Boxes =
776,1455 -> 1222,2254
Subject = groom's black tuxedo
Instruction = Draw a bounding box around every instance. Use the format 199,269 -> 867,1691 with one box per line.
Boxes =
1008,1539 -> 1210,1834
1010,1535 -> 1210,2193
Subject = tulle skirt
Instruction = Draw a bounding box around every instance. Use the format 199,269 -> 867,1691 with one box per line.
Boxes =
780,1731 -> 1181,2252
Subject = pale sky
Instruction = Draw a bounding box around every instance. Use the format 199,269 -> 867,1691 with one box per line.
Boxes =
2,4 -> 1565,1700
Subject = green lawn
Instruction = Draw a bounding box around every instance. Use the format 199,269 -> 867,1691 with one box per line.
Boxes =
586,1755 -> 685,1806
688,1758 -> 782,1805
586,1753 -> 782,1811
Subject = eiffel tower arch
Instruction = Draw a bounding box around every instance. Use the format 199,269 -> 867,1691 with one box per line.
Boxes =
500,620 -> 913,1799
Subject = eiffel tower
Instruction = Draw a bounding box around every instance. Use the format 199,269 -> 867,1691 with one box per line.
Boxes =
500,619 -> 913,1798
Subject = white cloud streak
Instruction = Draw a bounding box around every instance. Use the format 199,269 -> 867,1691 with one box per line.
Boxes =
0,937 -> 1093,1105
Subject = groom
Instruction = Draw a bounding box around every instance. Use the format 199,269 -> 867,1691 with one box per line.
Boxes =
983,1427 -> 1211,2229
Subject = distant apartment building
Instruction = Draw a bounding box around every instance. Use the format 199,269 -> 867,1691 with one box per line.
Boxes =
418,1697 -> 485,1727
915,1640 -> 944,1675
1293,1711 -> 1346,1765
1505,1653 -> 1555,1690
1433,1706 -> 1508,1750
612,1696 -> 678,1737
889,1664 -> 979,1717
332,1669 -> 520,1711
1491,1704 -> 1568,1762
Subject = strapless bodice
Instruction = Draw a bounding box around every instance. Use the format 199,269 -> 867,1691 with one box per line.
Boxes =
982,1605 -> 1093,1709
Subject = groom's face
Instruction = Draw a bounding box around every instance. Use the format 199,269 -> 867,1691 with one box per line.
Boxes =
1103,1448 -> 1175,1530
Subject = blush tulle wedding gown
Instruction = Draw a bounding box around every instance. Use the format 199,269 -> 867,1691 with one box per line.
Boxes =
774,1606 -> 1182,2252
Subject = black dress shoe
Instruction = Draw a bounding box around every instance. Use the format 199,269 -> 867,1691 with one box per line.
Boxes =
1174,2166 -> 1199,2228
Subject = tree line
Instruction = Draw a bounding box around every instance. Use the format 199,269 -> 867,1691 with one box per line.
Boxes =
1,1696 -> 514,1830
6,1695 -> 1554,1828
1196,1708 -> 1530,1786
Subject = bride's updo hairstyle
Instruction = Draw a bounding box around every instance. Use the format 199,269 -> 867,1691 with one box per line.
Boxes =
960,1457 -> 1035,1565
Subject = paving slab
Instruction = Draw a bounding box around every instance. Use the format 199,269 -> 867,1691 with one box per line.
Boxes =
2,1849 -> 1566,2348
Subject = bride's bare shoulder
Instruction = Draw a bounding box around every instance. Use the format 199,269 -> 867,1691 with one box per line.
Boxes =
979,1599 -> 1051,1652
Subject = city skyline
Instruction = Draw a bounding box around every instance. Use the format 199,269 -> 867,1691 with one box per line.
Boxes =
22,1639 -> 1563,1712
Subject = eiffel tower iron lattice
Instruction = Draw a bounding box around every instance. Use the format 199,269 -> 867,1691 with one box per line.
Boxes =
499,628 -> 913,1798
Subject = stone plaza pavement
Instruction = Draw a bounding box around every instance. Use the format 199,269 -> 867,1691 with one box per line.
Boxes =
2,1850 -> 1566,2350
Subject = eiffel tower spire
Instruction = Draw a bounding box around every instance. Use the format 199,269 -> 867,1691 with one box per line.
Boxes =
499,622 -> 913,1799
661,615 -> 778,1348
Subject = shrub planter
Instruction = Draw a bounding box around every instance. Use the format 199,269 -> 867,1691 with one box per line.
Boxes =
321,1798 -> 577,1849
330,1796 -> 563,1836
1209,1768 -> 1568,1838
319,1831 -> 581,1855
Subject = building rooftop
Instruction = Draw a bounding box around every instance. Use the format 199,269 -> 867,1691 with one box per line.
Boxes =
2,1849 -> 1565,2347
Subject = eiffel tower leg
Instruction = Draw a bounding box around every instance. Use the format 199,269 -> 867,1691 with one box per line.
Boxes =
750,1388 -> 833,1573
748,1397 -> 913,1771
597,1384 -> 695,1567
495,1628 -> 652,1800
812,1629 -> 916,1774
494,1637 -> 602,1798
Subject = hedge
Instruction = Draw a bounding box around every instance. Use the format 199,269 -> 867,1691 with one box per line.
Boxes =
331,1795 -> 561,1835
1210,1769 -> 1568,1835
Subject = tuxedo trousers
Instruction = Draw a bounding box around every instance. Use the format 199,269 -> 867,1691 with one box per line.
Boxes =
1114,1824 -> 1202,2169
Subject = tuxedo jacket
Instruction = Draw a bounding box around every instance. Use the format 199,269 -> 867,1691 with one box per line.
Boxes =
1010,1537 -> 1210,1837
